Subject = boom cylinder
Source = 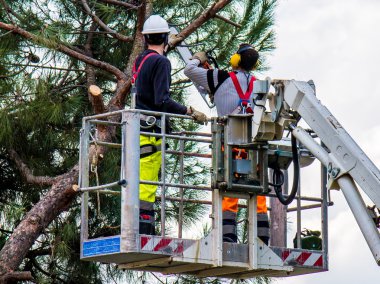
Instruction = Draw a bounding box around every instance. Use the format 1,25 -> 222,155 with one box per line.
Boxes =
338,176 -> 380,264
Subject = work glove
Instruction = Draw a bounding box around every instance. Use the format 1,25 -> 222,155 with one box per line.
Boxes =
190,52 -> 208,64
189,106 -> 208,125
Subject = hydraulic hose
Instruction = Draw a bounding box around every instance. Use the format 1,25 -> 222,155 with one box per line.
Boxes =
273,133 -> 300,205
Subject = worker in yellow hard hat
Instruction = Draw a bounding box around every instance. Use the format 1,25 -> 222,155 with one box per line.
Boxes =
184,44 -> 269,244
133,15 -> 208,235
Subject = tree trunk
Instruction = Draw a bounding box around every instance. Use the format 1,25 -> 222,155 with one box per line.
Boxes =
0,165 -> 79,277
270,170 -> 288,247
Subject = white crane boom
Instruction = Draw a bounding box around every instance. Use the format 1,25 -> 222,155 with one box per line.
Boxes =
279,80 -> 380,264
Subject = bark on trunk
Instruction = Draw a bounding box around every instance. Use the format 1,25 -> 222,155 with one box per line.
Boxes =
0,165 -> 79,276
0,271 -> 33,283
270,170 -> 288,247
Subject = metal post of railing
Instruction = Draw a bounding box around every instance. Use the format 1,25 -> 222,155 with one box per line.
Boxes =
213,188 -> 223,266
119,114 -> 126,239
211,121 -> 224,185
262,146 -> 269,192
296,158 -> 302,249
80,119 -> 91,257
224,144 -> 233,189
258,146 -> 268,192
178,136 -> 185,238
121,111 -> 140,251
160,113 -> 167,236
248,194 -> 258,269
321,148 -> 329,268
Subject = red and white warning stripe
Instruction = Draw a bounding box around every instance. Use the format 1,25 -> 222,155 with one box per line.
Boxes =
279,249 -> 323,267
140,236 -> 194,256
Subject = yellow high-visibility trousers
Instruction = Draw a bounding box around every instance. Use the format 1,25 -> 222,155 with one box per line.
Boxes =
139,135 -> 162,203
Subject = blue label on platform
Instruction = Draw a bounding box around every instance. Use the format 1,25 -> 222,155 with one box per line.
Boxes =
83,236 -> 120,257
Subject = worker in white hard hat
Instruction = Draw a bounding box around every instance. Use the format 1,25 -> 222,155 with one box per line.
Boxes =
184,45 -> 270,245
132,15 -> 208,235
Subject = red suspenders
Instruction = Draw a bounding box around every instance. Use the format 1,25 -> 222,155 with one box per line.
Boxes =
131,53 -> 157,84
228,72 -> 256,113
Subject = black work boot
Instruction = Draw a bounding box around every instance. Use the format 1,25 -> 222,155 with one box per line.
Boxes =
257,212 -> 270,245
139,201 -> 155,235
139,209 -> 155,235
222,211 -> 237,243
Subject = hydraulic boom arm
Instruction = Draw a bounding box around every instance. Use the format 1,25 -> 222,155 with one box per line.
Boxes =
276,80 -> 380,264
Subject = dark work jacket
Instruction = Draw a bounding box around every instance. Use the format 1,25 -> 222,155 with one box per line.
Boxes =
135,50 -> 187,116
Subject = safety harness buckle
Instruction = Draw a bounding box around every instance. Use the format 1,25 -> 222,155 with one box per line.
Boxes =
140,144 -> 162,158
140,114 -> 162,129
240,100 -> 253,114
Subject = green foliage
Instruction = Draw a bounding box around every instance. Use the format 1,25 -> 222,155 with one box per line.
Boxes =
0,0 -> 276,283
0,111 -> 12,145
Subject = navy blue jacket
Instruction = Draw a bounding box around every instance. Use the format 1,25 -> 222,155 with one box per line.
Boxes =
135,50 -> 187,115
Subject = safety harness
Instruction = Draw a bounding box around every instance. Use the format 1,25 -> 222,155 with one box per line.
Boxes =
132,52 -> 162,158
132,52 -> 157,84
228,72 -> 256,160
229,72 -> 256,114
140,144 -> 161,158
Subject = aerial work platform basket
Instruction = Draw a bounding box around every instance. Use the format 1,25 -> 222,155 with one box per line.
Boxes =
77,106 -> 329,279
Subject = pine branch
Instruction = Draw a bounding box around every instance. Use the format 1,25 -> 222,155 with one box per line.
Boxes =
214,14 -> 241,28
0,165 -> 79,276
97,0 -> 140,10
150,272 -> 165,284
110,0 -> 152,110
0,271 -> 34,283
172,78 -> 191,85
0,0 -> 23,23
0,21 -> 127,80
2,63 -> 85,72
55,62 -> 76,90
8,149 -> 56,186
84,21 -> 106,115
169,0 -> 233,47
0,228 -> 13,234
26,248 -> 52,258
0,62 -> 28,79
80,0 -> 133,42
30,258 -> 65,283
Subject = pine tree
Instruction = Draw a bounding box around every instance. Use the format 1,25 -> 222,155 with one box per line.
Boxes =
0,0 -> 276,282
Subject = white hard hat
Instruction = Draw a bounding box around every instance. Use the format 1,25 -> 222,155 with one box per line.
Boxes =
142,15 -> 170,34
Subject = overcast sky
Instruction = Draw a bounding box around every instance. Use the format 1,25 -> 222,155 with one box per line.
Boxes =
261,0 -> 380,283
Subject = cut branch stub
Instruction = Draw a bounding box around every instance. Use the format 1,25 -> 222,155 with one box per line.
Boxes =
168,0 -> 233,48
88,85 -> 102,97
88,85 -> 105,114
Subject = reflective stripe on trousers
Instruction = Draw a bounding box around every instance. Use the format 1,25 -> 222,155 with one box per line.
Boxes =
222,196 -> 270,244
222,195 -> 268,213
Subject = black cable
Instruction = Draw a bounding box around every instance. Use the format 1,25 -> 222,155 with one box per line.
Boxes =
252,98 -> 266,111
273,133 -> 300,205
268,168 -> 284,187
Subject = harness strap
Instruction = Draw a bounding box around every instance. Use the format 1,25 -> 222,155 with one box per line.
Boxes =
132,52 -> 158,84
228,72 -> 256,101
140,144 -> 162,158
